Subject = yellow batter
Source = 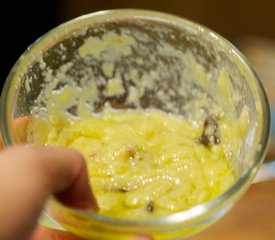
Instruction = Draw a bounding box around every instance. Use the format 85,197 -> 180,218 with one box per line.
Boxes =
26,26 -> 251,220
28,110 -> 236,218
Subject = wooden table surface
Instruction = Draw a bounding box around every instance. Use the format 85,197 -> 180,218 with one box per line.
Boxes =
190,179 -> 275,240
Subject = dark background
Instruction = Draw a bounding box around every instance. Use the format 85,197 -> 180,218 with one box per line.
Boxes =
1,0 -> 275,90
1,1 -> 57,89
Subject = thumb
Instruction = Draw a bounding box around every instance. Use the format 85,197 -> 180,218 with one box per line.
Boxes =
0,145 -> 97,240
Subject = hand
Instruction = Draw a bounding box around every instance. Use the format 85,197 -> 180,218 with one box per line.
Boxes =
0,118 -> 151,240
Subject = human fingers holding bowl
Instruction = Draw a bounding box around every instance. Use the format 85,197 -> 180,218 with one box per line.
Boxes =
0,9 -> 269,240
0,120 -> 151,240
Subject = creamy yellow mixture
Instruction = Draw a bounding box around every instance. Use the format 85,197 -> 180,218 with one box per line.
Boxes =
28,110 -> 236,218
27,24 -> 252,220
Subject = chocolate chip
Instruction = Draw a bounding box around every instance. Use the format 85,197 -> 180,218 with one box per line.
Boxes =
146,201 -> 154,213
199,116 -> 220,147
111,186 -> 129,193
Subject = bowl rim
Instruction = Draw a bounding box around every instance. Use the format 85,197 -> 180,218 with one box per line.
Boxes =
0,8 -> 271,227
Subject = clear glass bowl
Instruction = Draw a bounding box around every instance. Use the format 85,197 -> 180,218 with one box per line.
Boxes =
0,9 -> 270,240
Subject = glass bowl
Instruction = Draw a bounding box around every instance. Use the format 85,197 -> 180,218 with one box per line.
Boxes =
0,9 -> 270,240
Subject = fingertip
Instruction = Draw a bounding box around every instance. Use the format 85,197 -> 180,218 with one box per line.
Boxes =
55,165 -> 98,211
2,145 -> 98,211
49,147 -> 98,211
